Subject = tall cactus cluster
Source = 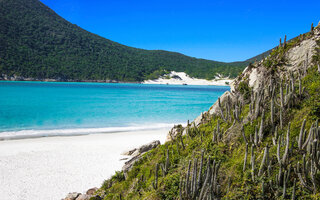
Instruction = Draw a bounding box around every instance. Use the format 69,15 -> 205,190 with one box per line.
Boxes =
96,23 -> 320,199
179,152 -> 221,199
237,50 -> 319,198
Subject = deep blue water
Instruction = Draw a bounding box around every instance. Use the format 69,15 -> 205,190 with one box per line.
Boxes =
0,81 -> 229,139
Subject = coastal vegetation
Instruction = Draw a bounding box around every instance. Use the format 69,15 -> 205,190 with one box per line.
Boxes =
0,0 -> 268,82
85,24 -> 320,199
2,0 -> 320,199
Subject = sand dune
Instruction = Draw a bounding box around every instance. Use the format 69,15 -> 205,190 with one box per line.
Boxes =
143,71 -> 233,86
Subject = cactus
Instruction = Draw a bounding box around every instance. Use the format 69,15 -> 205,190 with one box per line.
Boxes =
267,162 -> 272,178
302,123 -> 314,150
197,150 -> 204,191
186,160 -> 192,196
179,176 -> 183,200
306,52 -> 309,70
280,108 -> 283,130
242,125 -> 248,144
279,38 -> 282,48
298,119 -> 306,150
251,154 -> 255,182
198,158 -> 212,199
258,109 -> 265,143
254,125 -> 258,146
254,88 -> 264,119
191,159 -> 198,196
153,163 -> 159,189
250,144 -> 255,182
295,161 -> 313,192
298,71 -> 302,97
212,129 -> 216,143
258,146 -> 269,176
179,135 -> 185,150
175,139 -> 181,155
283,170 -> 287,198
279,80 -> 284,107
180,154 -> 222,199
218,97 -> 226,121
282,123 -> 291,165
262,180 -> 265,196
271,95 -> 275,126
165,148 -> 170,169
311,22 -> 314,32
277,137 -> 282,166
217,119 -> 220,136
272,126 -> 278,146
292,179 -> 296,200
212,160 -> 221,196
290,71 -> 295,95
243,143 -> 248,172
284,35 -> 287,48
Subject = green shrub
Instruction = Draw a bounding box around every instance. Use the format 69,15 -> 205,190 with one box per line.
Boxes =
237,80 -> 250,99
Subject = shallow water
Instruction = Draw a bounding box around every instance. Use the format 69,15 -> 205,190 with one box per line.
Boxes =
0,81 -> 229,139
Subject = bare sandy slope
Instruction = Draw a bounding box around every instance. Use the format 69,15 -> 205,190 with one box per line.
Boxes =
143,71 -> 233,86
0,128 -> 169,200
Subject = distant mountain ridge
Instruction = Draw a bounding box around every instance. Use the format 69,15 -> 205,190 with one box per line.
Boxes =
0,0 -> 265,82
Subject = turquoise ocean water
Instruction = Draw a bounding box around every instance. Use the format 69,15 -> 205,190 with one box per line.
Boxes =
0,81 -> 229,139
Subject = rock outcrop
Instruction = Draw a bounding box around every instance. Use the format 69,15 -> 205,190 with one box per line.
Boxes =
165,124 -> 184,142
62,188 -> 99,200
63,192 -> 81,200
122,140 -> 160,174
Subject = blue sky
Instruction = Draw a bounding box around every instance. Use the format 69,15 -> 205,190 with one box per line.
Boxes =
40,0 -> 320,62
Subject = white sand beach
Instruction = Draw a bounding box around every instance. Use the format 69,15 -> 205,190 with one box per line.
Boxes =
0,128 -> 170,200
143,71 -> 233,86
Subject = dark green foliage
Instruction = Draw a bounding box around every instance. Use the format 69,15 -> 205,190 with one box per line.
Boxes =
0,0 -> 254,81
144,69 -> 169,80
237,80 -> 250,100
303,66 -> 320,118
113,171 -> 125,182
160,173 -> 180,199
89,196 -> 102,200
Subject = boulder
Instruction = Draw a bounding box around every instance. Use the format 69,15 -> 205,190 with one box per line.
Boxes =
122,153 -> 144,173
75,194 -> 91,200
122,140 -> 160,174
86,187 -> 98,195
131,140 -> 160,157
137,140 -> 160,154
121,148 -> 137,156
64,192 -> 81,200
165,125 -> 184,142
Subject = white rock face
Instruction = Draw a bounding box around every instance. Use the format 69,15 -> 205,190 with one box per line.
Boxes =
248,68 -> 259,88
286,36 -> 319,71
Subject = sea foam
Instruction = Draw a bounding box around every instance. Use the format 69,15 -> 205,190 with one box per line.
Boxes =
0,123 -> 182,140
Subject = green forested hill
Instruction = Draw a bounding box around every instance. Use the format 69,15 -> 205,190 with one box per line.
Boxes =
0,0 -> 252,82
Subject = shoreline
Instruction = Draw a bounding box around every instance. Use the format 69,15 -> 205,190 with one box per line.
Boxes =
0,123 -> 178,141
0,78 -> 140,84
0,74 -> 234,86
0,128 -> 170,200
